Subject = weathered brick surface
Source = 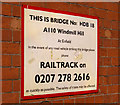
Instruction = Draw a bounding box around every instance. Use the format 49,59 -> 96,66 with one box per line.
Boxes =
94,95 -> 104,103
64,99 -> 75,104
13,80 -> 20,92
2,42 -> 20,54
1,1 -> 119,104
2,93 -> 19,103
0,55 -> 11,66
12,55 -> 20,67
2,80 -> 12,93
84,97 -> 94,103
2,16 -> 12,29
13,30 -> 21,42
45,2 -> 70,11
2,3 -> 11,16
13,5 -> 21,17
1,29 -> 12,41
2,68 -> 19,80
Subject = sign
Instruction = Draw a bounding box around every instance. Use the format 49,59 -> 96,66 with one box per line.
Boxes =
21,5 -> 99,99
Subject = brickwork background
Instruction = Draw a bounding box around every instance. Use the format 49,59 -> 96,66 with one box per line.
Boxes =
0,2 -> 120,104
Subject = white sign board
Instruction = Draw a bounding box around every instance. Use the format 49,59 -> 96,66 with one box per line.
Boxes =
21,5 -> 99,99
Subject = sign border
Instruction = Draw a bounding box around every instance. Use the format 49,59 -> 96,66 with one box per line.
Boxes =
21,5 -> 99,100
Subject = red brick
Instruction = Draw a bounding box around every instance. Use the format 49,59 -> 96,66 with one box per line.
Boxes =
108,85 -> 118,93
0,29 -> 2,41
108,48 -> 118,57
10,18 -> 21,30
0,68 -> 1,81
64,99 -> 74,104
4,2 -> 20,5
12,55 -> 20,67
94,95 -> 104,103
2,93 -> 19,103
2,4 -> 11,16
99,76 -> 108,85
0,55 -> 11,66
75,97 -> 85,103
111,94 -> 119,103
0,16 -> 1,27
13,30 -> 21,42
104,2 -> 118,12
2,16 -> 12,29
111,30 -> 119,38
13,80 -> 20,91
104,19 -> 112,29
119,83 -> 120,91
85,97 -> 94,103
2,68 -> 19,80
0,56 -> 1,67
106,11 -> 118,21
107,67 -> 118,75
69,94 -> 85,98
2,80 -> 12,92
47,96 -> 69,101
99,67 -> 107,76
99,57 -> 104,66
103,77 -> 109,85
111,21 -> 119,30
1,17 -> 20,30
77,2 -> 95,7
20,2 -> 44,7
87,93 -> 98,97
99,85 -> 107,94
2,42 -> 20,54
0,3 -> 1,13
0,43 -> 1,54
104,95 -> 112,103
38,102 -> 51,105
99,18 -> 104,28
103,39 -> 112,47
0,94 -> 1,103
99,48 -> 107,57
45,2 -> 70,12
52,100 -> 63,105
90,8 -> 107,19
99,28 -> 105,38
118,21 -> 120,30
13,5 -> 21,17
90,7 -> 118,21
119,49 -> 120,57
111,39 -> 119,47
112,57 -> 119,66
103,57 -> 111,66
21,98 -> 45,103
1,29 -> 12,41
69,4 -> 89,15
99,38 -> 103,47
94,2 -> 105,9
108,76 -> 119,85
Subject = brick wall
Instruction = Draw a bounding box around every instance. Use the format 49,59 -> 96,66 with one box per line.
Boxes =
1,2 -> 120,104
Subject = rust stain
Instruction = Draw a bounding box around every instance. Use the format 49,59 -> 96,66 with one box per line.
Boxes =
74,51 -> 83,61
56,58 -> 60,60
28,58 -> 35,64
